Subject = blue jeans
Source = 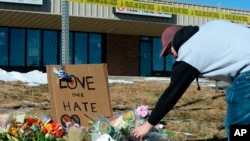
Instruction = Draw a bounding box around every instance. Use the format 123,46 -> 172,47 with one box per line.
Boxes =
225,70 -> 250,140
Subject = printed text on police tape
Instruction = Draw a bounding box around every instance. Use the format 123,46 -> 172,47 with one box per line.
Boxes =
69,0 -> 250,23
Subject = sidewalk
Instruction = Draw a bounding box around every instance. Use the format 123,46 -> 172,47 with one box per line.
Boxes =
108,75 -> 230,89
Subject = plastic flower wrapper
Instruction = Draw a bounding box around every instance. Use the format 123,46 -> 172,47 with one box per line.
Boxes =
0,112 -> 12,134
96,134 -> 116,141
110,109 -> 137,133
0,110 -> 65,141
117,106 -> 150,141
134,105 -> 175,141
109,107 -> 148,141
63,123 -> 90,141
6,110 -> 39,140
89,114 -> 124,141
143,122 -> 176,141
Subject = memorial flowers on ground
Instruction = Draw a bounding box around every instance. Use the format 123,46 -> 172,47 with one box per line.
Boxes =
0,111 -> 65,141
88,105 -> 176,141
0,105 -> 176,141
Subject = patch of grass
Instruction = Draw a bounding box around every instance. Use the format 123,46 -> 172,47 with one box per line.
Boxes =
0,80 -> 227,140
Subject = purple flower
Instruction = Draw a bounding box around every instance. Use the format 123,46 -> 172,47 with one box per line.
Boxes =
135,105 -> 149,118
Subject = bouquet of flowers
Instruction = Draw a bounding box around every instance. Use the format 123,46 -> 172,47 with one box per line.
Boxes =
63,122 -> 90,141
88,114 -> 125,141
88,105 -> 175,141
0,105 -> 176,141
0,111 -> 65,141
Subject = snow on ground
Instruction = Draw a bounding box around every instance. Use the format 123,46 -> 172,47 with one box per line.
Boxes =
0,68 -> 228,88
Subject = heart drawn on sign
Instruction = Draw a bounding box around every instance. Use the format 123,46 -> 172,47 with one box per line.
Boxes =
69,79 -> 74,85
60,114 -> 81,127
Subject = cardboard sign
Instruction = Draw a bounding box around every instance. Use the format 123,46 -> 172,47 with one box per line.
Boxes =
46,64 -> 113,127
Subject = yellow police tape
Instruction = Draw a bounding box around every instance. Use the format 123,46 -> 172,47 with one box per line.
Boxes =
69,0 -> 250,23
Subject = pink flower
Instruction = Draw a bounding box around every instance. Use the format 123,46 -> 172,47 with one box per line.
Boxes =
135,105 -> 149,118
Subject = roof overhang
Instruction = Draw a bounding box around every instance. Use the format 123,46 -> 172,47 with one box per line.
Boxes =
0,9 -> 171,37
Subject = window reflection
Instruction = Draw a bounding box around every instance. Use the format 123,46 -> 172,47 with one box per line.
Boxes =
165,55 -> 175,71
74,33 -> 87,64
27,29 -> 41,67
153,38 -> 164,71
141,36 -> 175,76
10,28 -> 25,66
0,28 -> 8,65
89,34 -> 102,63
43,30 -> 58,66
1,27 -> 103,69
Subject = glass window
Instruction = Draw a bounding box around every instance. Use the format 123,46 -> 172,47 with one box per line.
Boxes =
10,28 -> 25,66
0,28 -> 8,66
153,37 -> 175,72
153,38 -> 164,71
74,33 -> 87,64
89,34 -> 102,63
43,30 -> 58,66
140,41 -> 152,76
27,29 -> 41,67
165,55 -> 175,71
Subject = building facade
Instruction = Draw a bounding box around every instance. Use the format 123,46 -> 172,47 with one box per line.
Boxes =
0,0 -> 249,76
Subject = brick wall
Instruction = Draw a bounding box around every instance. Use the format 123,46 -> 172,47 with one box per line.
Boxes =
106,34 -> 139,76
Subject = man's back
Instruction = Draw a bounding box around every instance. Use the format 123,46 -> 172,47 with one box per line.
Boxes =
177,20 -> 250,83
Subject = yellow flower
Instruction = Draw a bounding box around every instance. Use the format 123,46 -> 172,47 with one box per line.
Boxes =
45,123 -> 52,132
36,118 -> 42,124
9,127 -> 18,136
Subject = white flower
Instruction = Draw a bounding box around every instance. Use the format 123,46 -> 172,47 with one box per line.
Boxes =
96,134 -> 115,141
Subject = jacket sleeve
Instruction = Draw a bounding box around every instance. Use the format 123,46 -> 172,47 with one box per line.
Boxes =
147,61 -> 200,125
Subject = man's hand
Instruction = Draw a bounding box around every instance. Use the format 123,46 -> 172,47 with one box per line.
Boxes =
132,121 -> 153,141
